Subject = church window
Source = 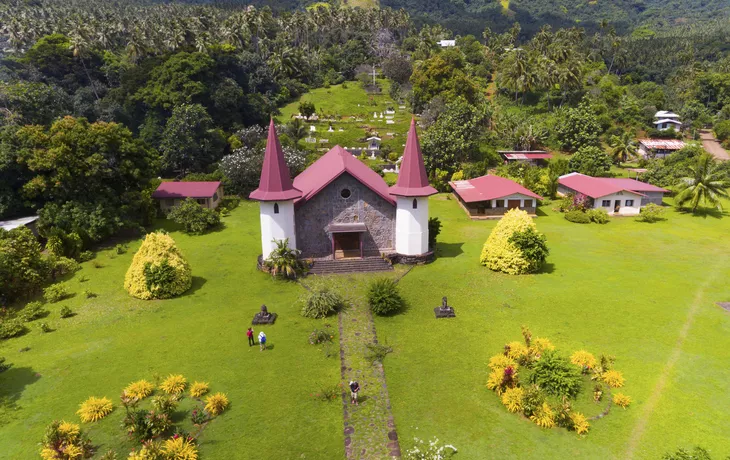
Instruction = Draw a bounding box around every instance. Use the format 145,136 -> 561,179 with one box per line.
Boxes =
412,199 -> 418,209
340,188 -> 352,199
274,203 -> 279,214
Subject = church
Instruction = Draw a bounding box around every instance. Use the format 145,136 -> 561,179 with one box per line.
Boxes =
250,119 -> 437,263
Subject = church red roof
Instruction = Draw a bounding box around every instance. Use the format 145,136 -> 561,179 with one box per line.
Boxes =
389,119 -> 437,197
249,119 -> 302,201
293,145 -> 395,205
153,181 -> 221,199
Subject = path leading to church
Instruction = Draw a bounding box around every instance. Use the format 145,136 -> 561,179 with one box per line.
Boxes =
337,290 -> 401,458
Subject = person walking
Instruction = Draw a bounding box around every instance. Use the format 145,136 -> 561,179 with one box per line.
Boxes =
349,380 -> 360,405
246,327 -> 255,347
258,331 -> 267,351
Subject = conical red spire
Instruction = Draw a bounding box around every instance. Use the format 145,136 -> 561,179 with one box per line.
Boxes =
389,119 -> 437,197
249,119 -> 302,201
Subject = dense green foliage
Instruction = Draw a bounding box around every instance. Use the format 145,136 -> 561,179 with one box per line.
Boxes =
507,227 -> 549,273
263,239 -> 308,279
481,209 -> 548,275
124,231 -> 192,300
167,198 -> 221,234
568,146 -> 613,177
367,278 -> 405,316
528,351 -> 583,399
299,287 -> 346,319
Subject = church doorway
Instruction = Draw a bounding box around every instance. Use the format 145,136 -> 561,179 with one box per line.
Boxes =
333,232 -> 362,259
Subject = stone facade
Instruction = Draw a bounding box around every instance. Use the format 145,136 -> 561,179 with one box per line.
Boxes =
295,173 -> 396,259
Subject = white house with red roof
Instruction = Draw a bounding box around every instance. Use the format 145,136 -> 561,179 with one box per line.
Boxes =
558,173 -> 669,215
449,175 -> 543,219
249,119 -> 436,261
638,139 -> 686,158
152,181 -> 224,211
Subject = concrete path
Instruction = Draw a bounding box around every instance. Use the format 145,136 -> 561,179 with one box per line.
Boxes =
700,130 -> 729,161
338,294 -> 401,459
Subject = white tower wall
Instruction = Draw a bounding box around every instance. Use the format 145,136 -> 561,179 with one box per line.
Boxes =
395,196 -> 429,256
259,201 -> 297,259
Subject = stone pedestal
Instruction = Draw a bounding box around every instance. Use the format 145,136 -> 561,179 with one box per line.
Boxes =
252,304 -> 277,325
434,296 -> 455,318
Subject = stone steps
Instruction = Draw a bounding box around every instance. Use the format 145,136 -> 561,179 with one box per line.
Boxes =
309,258 -> 393,275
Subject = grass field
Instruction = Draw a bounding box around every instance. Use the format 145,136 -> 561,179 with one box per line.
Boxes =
2,195 -> 730,459
278,80 -> 413,154
0,201 -> 343,459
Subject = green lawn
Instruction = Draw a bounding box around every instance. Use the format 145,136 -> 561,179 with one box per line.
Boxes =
376,195 -> 730,459
0,201 -> 342,459
278,80 -> 413,154
2,195 -> 730,459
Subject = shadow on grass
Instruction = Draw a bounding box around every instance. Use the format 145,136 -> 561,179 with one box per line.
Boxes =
0,366 -> 41,406
537,262 -> 556,275
677,207 -> 728,219
535,207 -> 550,217
184,277 -> 207,297
436,242 -> 464,258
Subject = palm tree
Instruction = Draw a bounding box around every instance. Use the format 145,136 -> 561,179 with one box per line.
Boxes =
285,118 -> 307,147
675,153 -> 730,212
263,239 -> 308,279
609,132 -> 638,164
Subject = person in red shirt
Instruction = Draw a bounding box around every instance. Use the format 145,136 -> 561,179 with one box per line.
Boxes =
246,327 -> 255,347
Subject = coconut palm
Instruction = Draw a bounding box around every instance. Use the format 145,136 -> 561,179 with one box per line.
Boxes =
609,132 -> 638,164
675,153 -> 730,212
264,239 -> 308,279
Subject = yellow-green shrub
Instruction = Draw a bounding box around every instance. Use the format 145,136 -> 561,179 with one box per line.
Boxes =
163,436 -> 198,459
124,380 -> 154,400
128,440 -> 163,460
77,396 -> 113,423
190,382 -> 209,398
124,232 -> 192,300
570,412 -> 590,434
530,402 -> 555,428
488,354 -> 518,373
613,393 -> 632,409
602,370 -> 625,388
486,370 -> 503,393
530,337 -> 555,357
505,341 -> 528,361
570,350 -> 597,372
500,387 -> 524,413
480,209 -> 544,275
160,374 -> 187,395
204,392 -> 229,416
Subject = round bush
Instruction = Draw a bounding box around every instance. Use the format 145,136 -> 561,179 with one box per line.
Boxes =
300,287 -> 346,319
480,209 -> 549,275
124,232 -> 192,300
564,210 -> 591,224
586,208 -> 609,224
367,278 -> 405,316
528,350 -> 583,399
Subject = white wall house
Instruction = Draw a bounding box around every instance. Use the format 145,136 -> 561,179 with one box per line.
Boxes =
653,111 -> 682,131
558,173 -> 667,217
590,191 -> 643,216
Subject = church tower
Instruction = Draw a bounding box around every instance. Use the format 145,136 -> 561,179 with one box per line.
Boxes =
389,119 -> 437,256
250,119 -> 302,260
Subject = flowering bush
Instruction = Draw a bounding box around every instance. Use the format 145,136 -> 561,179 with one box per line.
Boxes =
405,436 -> 457,460
77,396 -> 113,423
488,354 -> 518,373
160,374 -> 187,395
309,328 -> 334,345
163,436 -> 198,460
602,370 -> 625,388
530,402 -> 556,428
505,341 -> 528,362
204,393 -> 229,416
124,380 -> 155,400
570,412 -> 590,435
191,406 -> 209,425
40,420 -> 93,460
570,350 -> 597,373
613,393 -> 632,409
501,387 -> 524,413
189,382 -> 209,398
124,232 -> 192,300
128,440 -> 163,460
480,209 -> 548,274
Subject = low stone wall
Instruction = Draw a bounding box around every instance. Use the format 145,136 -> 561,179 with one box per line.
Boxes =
384,251 -> 435,265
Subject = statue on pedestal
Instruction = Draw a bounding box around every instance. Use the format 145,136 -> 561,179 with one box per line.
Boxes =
434,296 -> 456,318
252,304 -> 277,325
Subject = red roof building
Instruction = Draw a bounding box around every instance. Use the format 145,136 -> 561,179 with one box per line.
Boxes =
152,181 -> 223,210
498,151 -> 553,163
389,119 -> 437,197
249,119 -> 302,202
293,145 -> 395,206
449,175 -> 543,219
558,173 -> 668,212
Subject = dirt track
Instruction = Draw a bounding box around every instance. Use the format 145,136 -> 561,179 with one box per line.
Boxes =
700,130 -> 730,160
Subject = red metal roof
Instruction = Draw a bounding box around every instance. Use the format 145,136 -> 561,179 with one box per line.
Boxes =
639,139 -> 686,150
293,145 -> 395,205
389,119 -> 437,197
153,181 -> 221,199
558,173 -> 656,199
449,175 -> 543,203
249,119 -> 303,201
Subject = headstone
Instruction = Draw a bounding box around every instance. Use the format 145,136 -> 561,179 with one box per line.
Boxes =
386,120 -> 395,125
399,105 -> 406,109
339,128 -> 345,132
305,137 -> 317,143
328,126 -> 334,132
310,125 -> 316,132
253,304 -> 277,325
434,296 -> 456,318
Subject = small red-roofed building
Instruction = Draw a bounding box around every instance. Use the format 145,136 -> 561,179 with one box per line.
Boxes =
558,173 -> 669,215
449,175 -> 543,219
152,181 -> 224,211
